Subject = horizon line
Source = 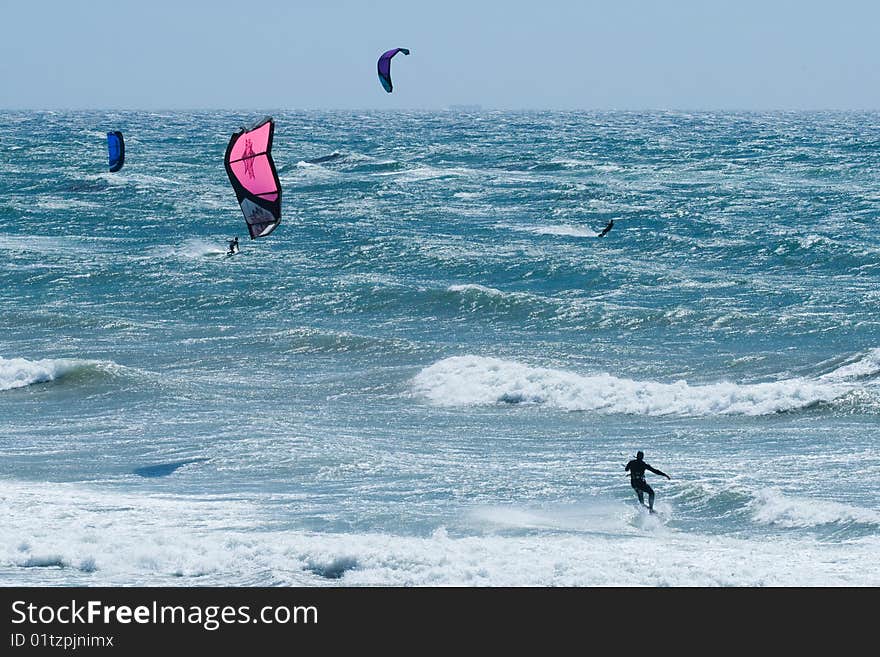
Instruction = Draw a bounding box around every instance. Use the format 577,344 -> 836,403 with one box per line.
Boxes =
3,106 -> 880,113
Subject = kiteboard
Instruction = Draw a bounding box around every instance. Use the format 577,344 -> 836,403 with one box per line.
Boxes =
628,503 -> 667,530
635,502 -> 668,520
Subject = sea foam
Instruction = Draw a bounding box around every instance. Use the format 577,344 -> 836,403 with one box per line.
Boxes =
411,355 -> 867,416
0,356 -> 122,391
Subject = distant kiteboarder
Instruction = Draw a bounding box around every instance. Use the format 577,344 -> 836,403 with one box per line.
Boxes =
377,48 -> 410,93
227,236 -> 239,256
624,451 -> 670,513
597,219 -> 614,238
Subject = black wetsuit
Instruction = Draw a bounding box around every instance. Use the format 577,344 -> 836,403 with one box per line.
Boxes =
598,220 -> 614,237
624,457 -> 668,510
228,238 -> 238,255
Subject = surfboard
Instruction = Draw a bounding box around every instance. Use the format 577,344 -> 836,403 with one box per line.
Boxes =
631,500 -> 666,516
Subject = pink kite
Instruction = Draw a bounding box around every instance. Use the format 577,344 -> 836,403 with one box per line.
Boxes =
224,117 -> 282,239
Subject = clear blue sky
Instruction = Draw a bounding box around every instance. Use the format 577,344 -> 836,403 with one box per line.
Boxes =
2,0 -> 880,110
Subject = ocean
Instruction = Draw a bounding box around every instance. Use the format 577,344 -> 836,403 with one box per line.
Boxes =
1,110 -> 879,586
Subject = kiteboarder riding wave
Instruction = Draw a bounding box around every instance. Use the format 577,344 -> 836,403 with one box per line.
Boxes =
624,451 -> 670,512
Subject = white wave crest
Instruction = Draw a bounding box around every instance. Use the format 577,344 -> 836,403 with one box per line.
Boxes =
749,488 -> 880,528
3,479 -> 877,586
448,284 -> 508,298
819,348 -> 880,382
1,357 -> 80,391
412,356 -> 852,416
503,223 -> 597,238
0,357 -> 122,391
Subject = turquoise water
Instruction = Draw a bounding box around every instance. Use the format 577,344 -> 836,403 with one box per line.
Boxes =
1,110 -> 879,585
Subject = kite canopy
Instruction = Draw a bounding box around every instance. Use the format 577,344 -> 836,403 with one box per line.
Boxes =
377,47 -> 410,93
224,117 -> 282,239
107,131 -> 125,172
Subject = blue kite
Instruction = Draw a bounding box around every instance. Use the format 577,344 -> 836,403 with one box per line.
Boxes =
107,131 -> 125,172
377,48 -> 410,93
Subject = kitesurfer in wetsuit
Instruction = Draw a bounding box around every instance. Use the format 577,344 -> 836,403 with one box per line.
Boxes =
227,236 -> 239,255
624,451 -> 670,512
598,219 -> 614,237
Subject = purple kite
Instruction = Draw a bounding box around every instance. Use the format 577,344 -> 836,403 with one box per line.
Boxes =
377,47 -> 410,93
224,117 -> 282,239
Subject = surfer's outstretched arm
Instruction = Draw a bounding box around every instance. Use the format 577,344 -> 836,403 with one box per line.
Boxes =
646,464 -> 670,479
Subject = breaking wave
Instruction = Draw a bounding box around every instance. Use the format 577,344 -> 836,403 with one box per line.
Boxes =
411,354 -> 880,416
0,356 -> 126,392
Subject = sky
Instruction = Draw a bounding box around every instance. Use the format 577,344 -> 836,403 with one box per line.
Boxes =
2,0 -> 880,110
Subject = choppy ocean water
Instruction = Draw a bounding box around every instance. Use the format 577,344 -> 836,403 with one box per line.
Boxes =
1,110 -> 879,586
